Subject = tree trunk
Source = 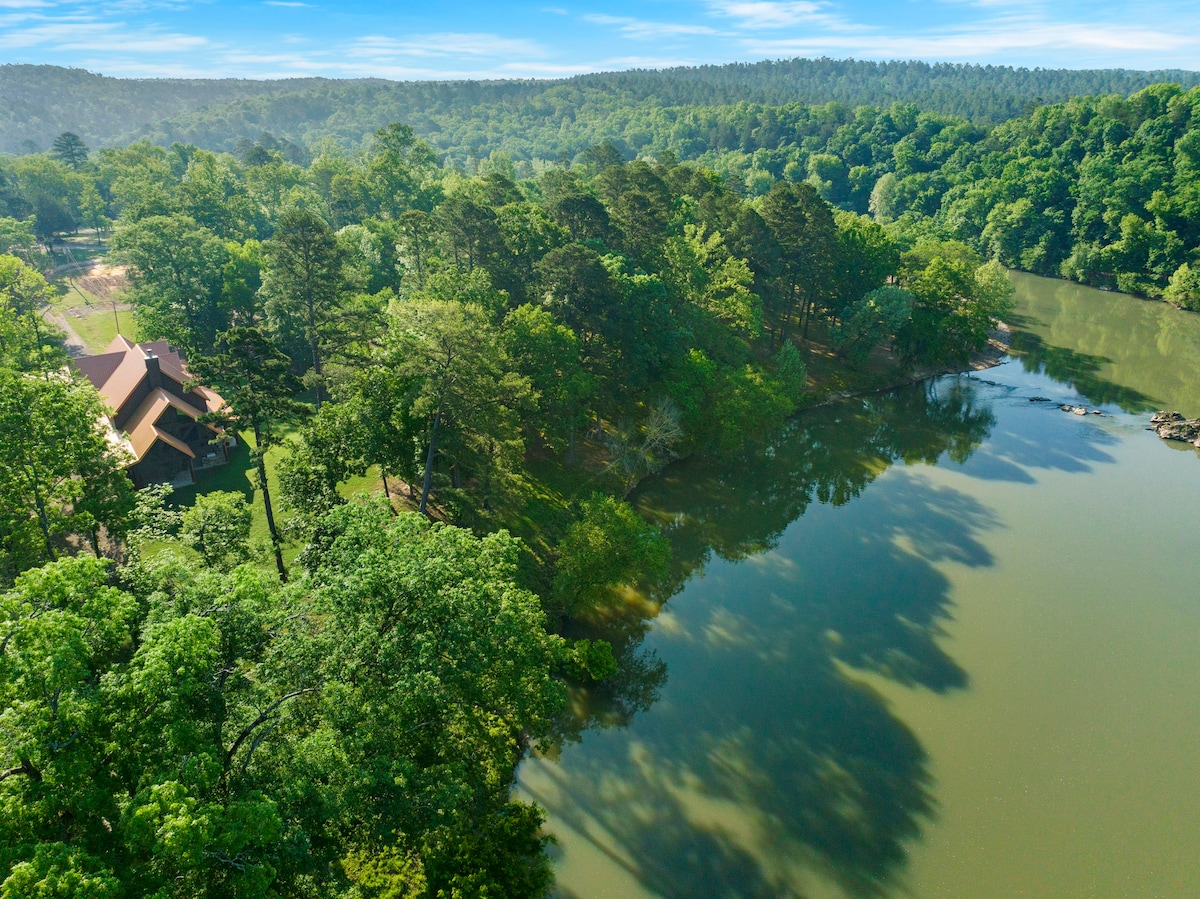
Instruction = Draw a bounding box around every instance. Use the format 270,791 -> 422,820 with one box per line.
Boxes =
780,279 -> 799,343
309,328 -> 323,412
418,406 -> 442,516
254,423 -> 287,583
26,461 -> 56,562
482,438 -> 496,509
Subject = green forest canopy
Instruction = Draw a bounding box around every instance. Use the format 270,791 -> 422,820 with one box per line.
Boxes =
4,58 -> 1200,157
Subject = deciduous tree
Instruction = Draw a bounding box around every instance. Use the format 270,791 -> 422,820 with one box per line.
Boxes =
188,327 -> 307,581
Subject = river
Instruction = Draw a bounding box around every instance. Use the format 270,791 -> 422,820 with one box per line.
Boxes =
517,272 -> 1200,898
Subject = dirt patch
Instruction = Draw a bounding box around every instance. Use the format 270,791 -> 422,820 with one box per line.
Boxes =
76,263 -> 129,301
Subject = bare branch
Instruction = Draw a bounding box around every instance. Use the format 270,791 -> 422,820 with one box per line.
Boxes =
224,688 -> 317,768
0,758 -> 42,783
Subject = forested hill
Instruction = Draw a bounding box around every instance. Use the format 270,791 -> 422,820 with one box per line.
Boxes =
0,65 -> 334,154
571,59 -> 1200,120
5,58 -> 1200,158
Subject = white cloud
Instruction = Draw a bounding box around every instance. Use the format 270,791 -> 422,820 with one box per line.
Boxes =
66,33 -> 206,51
0,18 -> 207,51
0,21 -> 114,47
583,13 -> 719,40
349,32 -> 547,59
704,0 -> 859,31
97,0 -> 193,12
740,17 -> 1196,61
5,0 -> 1199,81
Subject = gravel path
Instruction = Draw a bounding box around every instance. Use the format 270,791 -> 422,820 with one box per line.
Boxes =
43,309 -> 88,357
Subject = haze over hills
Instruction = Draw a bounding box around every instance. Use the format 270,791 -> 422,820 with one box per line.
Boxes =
0,65 -> 336,155
4,58 -> 1200,159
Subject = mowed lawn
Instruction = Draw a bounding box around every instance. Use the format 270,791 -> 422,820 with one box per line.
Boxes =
72,306 -> 136,352
50,270 -> 135,354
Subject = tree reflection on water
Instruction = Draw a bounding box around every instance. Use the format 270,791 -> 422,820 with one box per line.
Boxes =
528,379 -> 1001,898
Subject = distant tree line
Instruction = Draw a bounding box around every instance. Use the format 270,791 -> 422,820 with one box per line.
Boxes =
5,58 -> 1200,156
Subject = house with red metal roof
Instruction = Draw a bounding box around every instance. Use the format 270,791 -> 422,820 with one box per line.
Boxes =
73,336 -> 234,487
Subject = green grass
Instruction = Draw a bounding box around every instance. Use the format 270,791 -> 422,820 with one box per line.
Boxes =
49,271 -> 106,306
71,308 -> 136,353
46,271 -> 135,353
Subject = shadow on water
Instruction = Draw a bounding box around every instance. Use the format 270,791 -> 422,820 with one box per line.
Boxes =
533,380 -> 1004,898
1008,331 -> 1158,413
640,380 -> 995,597
953,381 -> 1123,485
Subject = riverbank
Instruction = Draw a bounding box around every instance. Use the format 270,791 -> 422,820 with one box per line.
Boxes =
455,320 -> 1021,599
807,321 -> 1013,410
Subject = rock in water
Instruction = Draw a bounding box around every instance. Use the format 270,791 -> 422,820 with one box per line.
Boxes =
1151,411 -> 1200,443
1151,411 -> 1186,425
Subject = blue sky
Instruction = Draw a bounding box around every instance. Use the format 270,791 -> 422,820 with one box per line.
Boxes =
1,0 -> 1198,80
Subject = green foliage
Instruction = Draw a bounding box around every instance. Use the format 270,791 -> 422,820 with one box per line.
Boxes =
0,254 -> 63,372
188,328 -> 309,580
2,501 -> 565,898
835,286 -> 914,365
418,800 -> 555,899
262,206 -> 378,401
15,60 -> 1184,165
0,369 -> 134,582
342,846 -> 426,899
385,292 -> 530,514
502,304 -> 594,456
773,341 -> 809,399
293,501 -> 564,895
664,223 -> 763,338
1165,263 -> 1200,311
552,493 -> 670,615
896,250 -> 1014,367
0,219 -> 36,260
9,61 -> 1200,899
179,490 -> 252,569
113,215 -> 237,354
709,363 -> 798,455
759,180 -> 838,340
562,638 -> 620,682
1,844 -> 119,899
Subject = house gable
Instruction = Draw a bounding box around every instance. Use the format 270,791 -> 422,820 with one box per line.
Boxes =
72,337 -> 232,487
